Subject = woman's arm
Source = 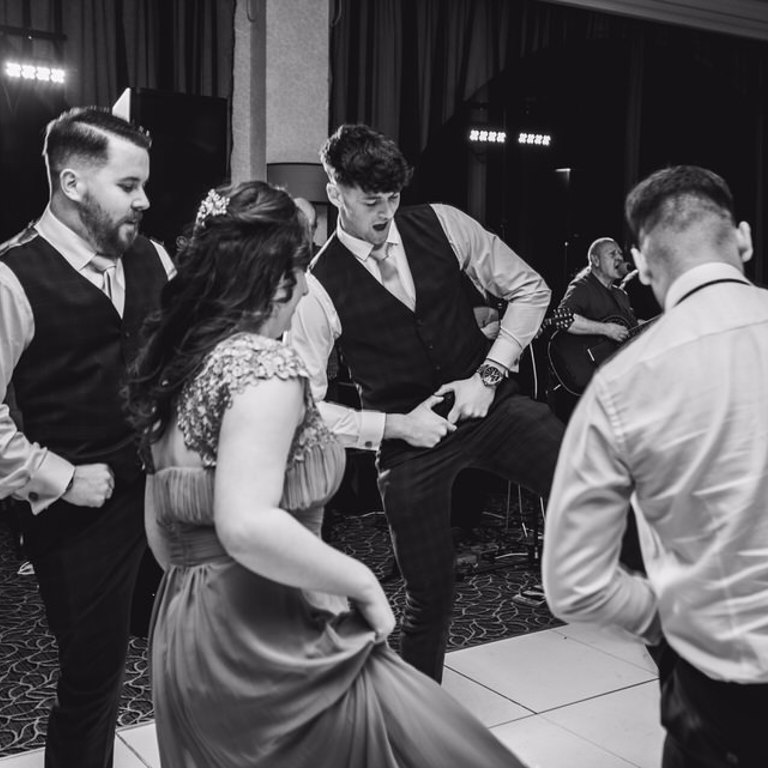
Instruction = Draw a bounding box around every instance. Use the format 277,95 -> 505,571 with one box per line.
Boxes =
214,375 -> 394,640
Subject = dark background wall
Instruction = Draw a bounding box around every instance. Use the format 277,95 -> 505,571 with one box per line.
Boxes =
332,0 -> 768,308
0,0 -> 234,251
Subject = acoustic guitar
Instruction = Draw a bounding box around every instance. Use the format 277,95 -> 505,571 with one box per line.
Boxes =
547,313 -> 657,396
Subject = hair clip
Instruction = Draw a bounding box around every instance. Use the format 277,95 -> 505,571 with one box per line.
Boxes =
195,189 -> 230,229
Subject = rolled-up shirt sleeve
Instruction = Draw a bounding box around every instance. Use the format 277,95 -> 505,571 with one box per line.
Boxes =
542,375 -> 660,642
287,273 -> 386,450
433,204 -> 550,372
0,264 -> 74,513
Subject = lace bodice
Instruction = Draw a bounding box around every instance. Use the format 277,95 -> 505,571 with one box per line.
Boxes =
177,333 -> 330,463
163,332 -> 345,516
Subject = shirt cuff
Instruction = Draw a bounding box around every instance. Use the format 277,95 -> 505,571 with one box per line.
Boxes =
357,411 -> 386,451
20,452 -> 75,515
486,337 -> 523,373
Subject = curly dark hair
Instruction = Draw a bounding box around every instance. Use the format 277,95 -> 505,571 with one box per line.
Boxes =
125,180 -> 311,448
320,123 -> 413,193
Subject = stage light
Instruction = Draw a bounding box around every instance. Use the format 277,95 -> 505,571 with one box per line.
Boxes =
468,128 -> 507,144
517,132 -> 551,147
4,60 -> 66,85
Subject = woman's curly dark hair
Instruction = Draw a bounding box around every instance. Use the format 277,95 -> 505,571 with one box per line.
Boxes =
125,180 -> 311,449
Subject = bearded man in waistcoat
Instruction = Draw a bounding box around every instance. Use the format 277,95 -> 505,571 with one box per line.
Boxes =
0,106 -> 173,768
289,123 -> 565,682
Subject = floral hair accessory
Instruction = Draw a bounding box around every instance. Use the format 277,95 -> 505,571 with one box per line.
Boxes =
195,189 -> 230,229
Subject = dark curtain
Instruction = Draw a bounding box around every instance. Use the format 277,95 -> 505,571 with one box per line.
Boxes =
0,0 -> 234,106
331,0 -> 517,161
0,0 -> 234,241
330,0 -> 639,157
330,0 -> 768,285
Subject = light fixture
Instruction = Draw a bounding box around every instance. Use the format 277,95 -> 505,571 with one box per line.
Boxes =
518,132 -> 551,147
5,60 -> 66,84
468,128 -> 507,144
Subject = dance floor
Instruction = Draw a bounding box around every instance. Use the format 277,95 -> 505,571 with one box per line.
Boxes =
0,488 -> 559,758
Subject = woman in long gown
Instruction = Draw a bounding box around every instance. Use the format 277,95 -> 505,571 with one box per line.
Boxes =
125,181 -> 526,767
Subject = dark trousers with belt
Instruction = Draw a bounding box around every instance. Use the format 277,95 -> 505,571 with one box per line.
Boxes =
658,642 -> 768,768
377,377 -> 564,681
22,473 -> 147,768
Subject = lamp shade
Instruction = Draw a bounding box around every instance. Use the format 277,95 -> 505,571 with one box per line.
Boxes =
266,162 -> 328,203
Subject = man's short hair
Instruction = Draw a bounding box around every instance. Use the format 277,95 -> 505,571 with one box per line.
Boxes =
625,165 -> 735,243
43,106 -> 151,182
587,237 -> 617,265
320,123 -> 413,193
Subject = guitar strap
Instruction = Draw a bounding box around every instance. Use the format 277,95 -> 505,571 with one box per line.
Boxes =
674,277 -> 750,307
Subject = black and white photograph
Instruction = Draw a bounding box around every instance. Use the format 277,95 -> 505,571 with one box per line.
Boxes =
1,1 -> 767,766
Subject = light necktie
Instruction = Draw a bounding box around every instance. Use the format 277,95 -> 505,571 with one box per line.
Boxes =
369,243 -> 415,311
90,254 -> 119,304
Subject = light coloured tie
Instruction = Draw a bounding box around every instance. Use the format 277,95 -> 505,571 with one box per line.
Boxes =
90,254 -> 118,302
370,244 -> 415,311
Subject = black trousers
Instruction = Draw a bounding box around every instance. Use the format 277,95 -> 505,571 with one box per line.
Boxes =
377,377 -> 564,681
22,473 -> 147,768
660,645 -> 768,768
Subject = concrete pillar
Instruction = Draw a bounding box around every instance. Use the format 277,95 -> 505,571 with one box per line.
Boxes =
231,0 -> 266,184
231,0 -> 329,182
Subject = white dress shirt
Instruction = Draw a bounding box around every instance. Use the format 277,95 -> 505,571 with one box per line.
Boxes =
0,206 -> 174,513
287,203 -> 551,449
543,262 -> 768,684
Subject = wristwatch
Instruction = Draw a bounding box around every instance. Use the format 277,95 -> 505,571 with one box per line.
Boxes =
477,361 -> 506,388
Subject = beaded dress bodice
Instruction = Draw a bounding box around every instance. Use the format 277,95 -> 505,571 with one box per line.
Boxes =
150,333 -> 345,530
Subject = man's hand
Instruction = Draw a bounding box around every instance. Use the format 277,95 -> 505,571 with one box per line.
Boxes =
383,394 -> 457,448
434,375 -> 495,424
602,322 -> 630,343
62,463 -> 115,508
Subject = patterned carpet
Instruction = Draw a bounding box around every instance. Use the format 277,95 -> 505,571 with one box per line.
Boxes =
0,487 -> 559,758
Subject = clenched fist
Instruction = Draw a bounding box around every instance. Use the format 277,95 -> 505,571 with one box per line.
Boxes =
62,463 -> 115,508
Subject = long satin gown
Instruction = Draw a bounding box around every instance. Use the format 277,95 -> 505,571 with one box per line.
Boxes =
147,333 -> 524,767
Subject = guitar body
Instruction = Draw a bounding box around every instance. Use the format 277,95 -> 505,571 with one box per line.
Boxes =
547,314 -> 630,396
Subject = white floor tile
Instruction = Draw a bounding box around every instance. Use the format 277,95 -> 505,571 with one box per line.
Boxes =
117,722 -> 160,768
552,623 -> 658,674
492,715 -> 637,768
445,629 -> 656,712
543,682 -> 664,768
114,736 -> 153,768
442,667 -> 533,727
0,631 -> 662,768
0,736 -> 153,768
0,748 -> 43,766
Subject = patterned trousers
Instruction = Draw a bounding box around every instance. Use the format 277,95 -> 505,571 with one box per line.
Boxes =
377,376 -> 564,681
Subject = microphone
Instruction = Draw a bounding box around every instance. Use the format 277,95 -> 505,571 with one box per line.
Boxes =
617,261 -> 632,278
620,268 -> 640,288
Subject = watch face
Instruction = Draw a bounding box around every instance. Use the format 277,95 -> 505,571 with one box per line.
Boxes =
480,364 -> 504,387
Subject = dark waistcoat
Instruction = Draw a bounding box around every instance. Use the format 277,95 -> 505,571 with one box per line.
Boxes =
1,233 -> 166,473
311,205 -> 489,415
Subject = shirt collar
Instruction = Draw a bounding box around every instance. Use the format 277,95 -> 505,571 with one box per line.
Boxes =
665,262 -> 749,310
35,205 -> 100,272
336,220 -> 403,262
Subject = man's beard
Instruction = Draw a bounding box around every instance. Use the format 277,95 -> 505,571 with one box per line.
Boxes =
79,193 -> 139,256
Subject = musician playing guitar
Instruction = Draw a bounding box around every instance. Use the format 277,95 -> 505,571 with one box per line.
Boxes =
545,236 -> 647,576
547,237 -> 637,423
